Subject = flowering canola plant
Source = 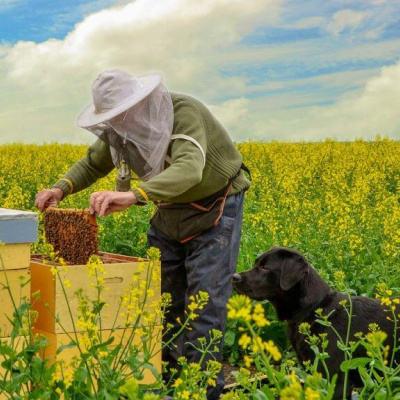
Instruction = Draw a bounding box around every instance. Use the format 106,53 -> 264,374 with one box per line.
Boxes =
2,139 -> 400,293
2,139 -> 400,398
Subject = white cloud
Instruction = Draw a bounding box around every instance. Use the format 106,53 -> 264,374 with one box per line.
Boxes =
0,0 -> 282,144
208,98 -> 251,128
326,9 -> 370,35
0,0 -> 399,145
210,60 -> 400,141
0,0 -> 20,10
364,25 -> 386,39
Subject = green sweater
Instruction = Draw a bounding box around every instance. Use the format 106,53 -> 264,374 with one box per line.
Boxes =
53,93 -> 251,203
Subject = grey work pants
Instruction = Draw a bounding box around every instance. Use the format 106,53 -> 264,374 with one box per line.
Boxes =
147,191 -> 245,400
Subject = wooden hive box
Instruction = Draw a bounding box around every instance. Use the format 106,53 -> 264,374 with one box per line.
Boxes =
31,251 -> 162,385
0,208 -> 37,337
33,326 -> 162,385
0,269 -> 31,337
0,208 -> 37,399
30,252 -> 160,333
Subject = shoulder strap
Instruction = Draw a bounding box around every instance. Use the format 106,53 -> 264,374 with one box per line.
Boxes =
166,134 -> 206,168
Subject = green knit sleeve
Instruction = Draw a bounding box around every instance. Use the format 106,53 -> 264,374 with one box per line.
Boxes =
52,138 -> 115,197
131,102 -> 207,202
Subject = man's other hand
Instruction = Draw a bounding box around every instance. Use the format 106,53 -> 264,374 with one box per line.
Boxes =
90,191 -> 138,217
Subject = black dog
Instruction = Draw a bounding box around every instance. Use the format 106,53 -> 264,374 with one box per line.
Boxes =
232,247 -> 400,399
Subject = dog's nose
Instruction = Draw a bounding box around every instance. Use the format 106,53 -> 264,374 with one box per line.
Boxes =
232,273 -> 242,283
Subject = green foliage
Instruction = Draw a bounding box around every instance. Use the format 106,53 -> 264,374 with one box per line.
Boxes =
2,141 -> 400,397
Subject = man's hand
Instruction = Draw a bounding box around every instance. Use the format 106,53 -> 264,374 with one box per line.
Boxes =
90,191 -> 138,217
35,188 -> 64,211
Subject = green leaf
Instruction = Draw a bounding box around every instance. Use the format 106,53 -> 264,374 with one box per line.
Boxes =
375,388 -> 388,400
260,385 -> 277,400
93,301 -> 107,314
336,341 -> 349,351
357,366 -> 375,389
315,318 -> 332,327
340,357 -> 372,372
57,340 -> 77,355
253,389 -> 269,400
224,330 -> 236,348
228,350 -> 239,365
326,374 -> 338,400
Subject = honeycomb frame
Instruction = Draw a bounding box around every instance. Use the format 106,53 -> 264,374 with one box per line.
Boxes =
44,208 -> 98,265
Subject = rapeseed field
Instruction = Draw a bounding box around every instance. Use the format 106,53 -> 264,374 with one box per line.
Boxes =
1,138 -> 400,295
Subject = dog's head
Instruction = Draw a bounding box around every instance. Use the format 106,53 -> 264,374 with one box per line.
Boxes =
232,247 -> 310,301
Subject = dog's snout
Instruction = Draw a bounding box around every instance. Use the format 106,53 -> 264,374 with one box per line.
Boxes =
232,273 -> 242,283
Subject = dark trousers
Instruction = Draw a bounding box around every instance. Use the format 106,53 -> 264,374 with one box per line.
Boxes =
147,191 -> 245,400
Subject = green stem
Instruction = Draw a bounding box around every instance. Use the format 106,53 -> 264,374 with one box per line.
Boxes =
342,294 -> 353,400
246,321 -> 281,392
390,308 -> 397,369
56,268 -> 99,398
94,268 -> 103,343
113,259 -> 153,369
378,349 -> 392,397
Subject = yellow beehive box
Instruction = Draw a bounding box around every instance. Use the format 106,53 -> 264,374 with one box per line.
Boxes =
34,327 -> 162,385
0,268 -> 30,337
0,209 -> 36,338
0,335 -> 25,399
0,244 -> 31,271
31,252 -> 160,334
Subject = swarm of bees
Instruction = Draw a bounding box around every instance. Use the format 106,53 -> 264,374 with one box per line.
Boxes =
44,208 -> 98,265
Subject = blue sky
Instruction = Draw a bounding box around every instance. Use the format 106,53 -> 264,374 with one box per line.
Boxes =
0,0 -> 399,142
0,0 -> 115,43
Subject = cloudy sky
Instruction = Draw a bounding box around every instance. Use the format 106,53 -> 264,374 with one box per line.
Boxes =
0,0 -> 399,143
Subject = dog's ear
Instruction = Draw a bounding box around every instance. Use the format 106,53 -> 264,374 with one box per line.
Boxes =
279,252 -> 309,291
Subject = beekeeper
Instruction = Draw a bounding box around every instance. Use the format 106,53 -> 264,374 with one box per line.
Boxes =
35,70 -> 250,400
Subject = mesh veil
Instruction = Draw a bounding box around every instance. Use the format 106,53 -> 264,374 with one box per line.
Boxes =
86,83 -> 173,181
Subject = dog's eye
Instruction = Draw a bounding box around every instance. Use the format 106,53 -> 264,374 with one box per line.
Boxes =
260,265 -> 270,272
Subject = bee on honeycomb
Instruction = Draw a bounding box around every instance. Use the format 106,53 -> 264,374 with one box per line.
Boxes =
44,208 -> 98,265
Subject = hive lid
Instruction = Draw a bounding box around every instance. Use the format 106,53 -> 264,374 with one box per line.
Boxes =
0,208 -> 38,221
0,208 -> 38,244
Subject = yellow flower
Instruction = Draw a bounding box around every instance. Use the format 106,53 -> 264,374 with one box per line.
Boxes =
207,378 -> 216,387
280,371 -> 302,400
381,297 -> 392,307
252,303 -> 271,327
227,295 -> 252,321
98,351 -> 108,358
244,355 -> 253,368
238,333 -> 251,350
299,322 -> 311,335
366,330 -> 387,347
334,270 -> 345,280
173,378 -> 183,387
305,387 -> 320,400
180,390 -> 190,399
264,340 -> 282,361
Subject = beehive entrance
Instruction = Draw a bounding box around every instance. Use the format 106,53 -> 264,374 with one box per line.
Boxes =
44,208 -> 98,264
